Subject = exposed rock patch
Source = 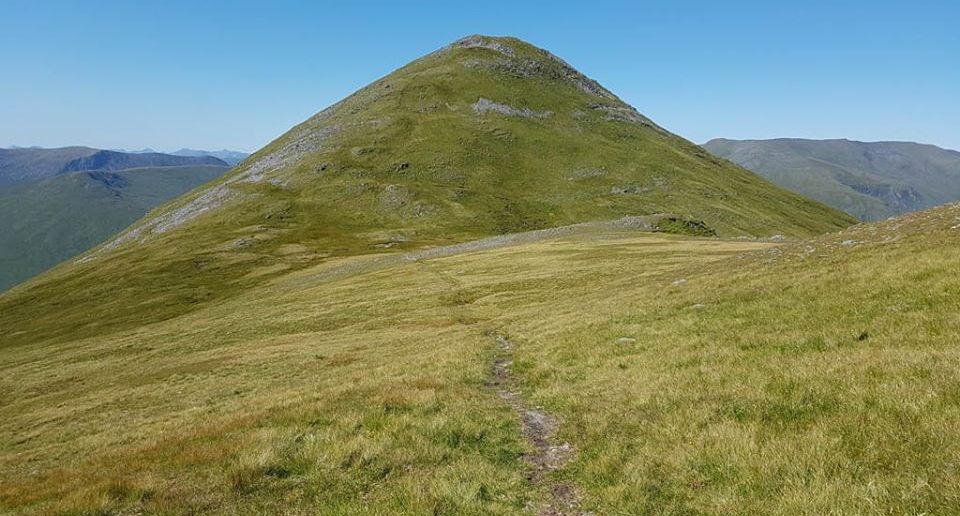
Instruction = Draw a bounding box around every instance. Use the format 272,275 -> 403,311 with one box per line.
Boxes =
610,185 -> 649,195
473,98 -> 553,119
536,50 -> 615,100
567,168 -> 607,181
91,184 -> 236,255
234,124 -> 342,184
378,184 -> 433,218
86,111 -> 384,258
463,55 -> 614,102
379,184 -> 414,210
588,103 -> 657,127
447,35 -> 516,57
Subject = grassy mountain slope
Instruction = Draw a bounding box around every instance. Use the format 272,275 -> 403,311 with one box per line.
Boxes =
1,198 -> 958,513
0,165 -> 229,292
704,138 -> 960,220
0,35 -> 854,348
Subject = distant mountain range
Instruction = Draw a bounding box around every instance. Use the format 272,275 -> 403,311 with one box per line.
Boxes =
61,149 -> 228,172
111,148 -> 250,165
0,147 -> 229,185
171,148 -> 250,165
0,146 -> 231,291
0,146 -> 100,185
703,138 -> 960,221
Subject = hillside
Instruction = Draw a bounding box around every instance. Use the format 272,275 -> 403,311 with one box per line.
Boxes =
704,138 -> 960,220
0,165 -> 229,291
1,194 -> 958,512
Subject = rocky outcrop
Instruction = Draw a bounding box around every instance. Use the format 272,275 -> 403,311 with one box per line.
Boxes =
472,98 -> 553,119
446,35 -> 516,57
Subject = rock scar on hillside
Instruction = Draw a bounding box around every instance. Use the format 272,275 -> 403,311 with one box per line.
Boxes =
488,332 -> 589,516
473,98 -> 553,119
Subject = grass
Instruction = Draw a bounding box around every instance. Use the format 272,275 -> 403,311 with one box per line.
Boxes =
2,202 -> 959,513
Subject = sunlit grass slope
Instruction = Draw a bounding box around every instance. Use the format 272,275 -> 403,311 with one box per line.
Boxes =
2,202 -> 958,514
0,35 -> 853,350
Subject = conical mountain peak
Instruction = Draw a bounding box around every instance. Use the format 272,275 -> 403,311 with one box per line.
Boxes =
98,34 -> 787,253
4,36 -> 852,348
441,34 -> 620,100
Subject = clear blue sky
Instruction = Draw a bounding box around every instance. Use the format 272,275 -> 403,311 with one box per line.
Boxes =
2,0 -> 957,152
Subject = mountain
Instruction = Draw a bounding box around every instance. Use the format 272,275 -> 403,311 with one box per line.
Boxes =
172,148 -> 250,165
703,138 -> 960,220
0,146 -> 231,290
0,146 -> 99,185
0,165 -> 229,292
0,147 -> 227,186
0,35 -> 885,513
61,150 -> 228,172
0,34 -> 854,343
112,148 -> 159,154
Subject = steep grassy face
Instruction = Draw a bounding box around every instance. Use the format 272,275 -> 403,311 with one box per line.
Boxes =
1,202 -> 958,514
704,138 -> 960,220
0,36 -> 853,347
0,165 -> 229,292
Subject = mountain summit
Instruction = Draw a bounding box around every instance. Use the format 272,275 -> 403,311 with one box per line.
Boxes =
96,35 -> 849,251
1,35 -> 853,344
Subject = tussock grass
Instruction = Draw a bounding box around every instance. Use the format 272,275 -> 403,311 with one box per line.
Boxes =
2,207 -> 957,512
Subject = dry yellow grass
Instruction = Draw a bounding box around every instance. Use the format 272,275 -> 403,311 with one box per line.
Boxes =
2,203 -> 960,513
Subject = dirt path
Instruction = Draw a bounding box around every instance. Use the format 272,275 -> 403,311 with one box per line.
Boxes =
488,332 -> 589,516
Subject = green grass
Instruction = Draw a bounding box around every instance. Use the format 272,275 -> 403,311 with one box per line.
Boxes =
1,202 -> 959,513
